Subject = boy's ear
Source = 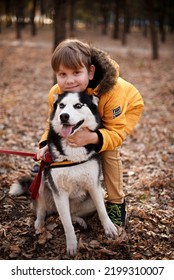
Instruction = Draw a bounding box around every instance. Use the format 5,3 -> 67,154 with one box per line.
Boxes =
89,65 -> 95,80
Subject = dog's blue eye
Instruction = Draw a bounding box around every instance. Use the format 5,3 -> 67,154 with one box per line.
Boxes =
74,103 -> 83,109
59,103 -> 65,109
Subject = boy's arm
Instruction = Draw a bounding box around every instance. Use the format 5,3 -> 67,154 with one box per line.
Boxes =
96,79 -> 144,153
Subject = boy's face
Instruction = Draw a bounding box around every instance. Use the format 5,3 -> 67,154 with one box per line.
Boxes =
56,64 -> 95,92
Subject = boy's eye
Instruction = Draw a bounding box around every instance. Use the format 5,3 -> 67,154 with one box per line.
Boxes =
58,72 -> 66,77
74,103 -> 83,109
74,70 -> 81,75
59,103 -> 65,109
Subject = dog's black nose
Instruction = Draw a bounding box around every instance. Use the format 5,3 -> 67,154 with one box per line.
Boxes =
60,113 -> 69,122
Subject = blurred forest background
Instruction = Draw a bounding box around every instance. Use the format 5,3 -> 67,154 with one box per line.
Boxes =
0,0 -> 174,260
0,0 -> 174,58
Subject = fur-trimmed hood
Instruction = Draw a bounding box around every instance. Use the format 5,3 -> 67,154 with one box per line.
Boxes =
88,46 -> 119,95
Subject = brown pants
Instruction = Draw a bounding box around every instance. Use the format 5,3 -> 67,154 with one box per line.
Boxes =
101,149 -> 124,204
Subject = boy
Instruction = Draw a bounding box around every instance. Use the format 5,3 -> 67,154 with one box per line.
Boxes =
36,38 -> 144,228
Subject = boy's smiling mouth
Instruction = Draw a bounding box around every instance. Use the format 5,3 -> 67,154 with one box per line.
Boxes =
65,85 -> 79,91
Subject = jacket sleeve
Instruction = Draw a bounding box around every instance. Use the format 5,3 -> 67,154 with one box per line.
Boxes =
96,78 -> 144,153
39,84 -> 59,147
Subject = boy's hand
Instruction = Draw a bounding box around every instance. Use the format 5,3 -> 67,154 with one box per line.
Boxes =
67,128 -> 99,147
36,145 -> 48,160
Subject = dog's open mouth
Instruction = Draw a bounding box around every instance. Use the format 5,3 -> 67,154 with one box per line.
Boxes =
60,120 -> 84,138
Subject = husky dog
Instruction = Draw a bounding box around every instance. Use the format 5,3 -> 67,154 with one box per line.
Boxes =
10,92 -> 118,256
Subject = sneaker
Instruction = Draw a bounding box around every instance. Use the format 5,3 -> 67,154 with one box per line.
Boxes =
106,200 -> 126,226
31,163 -> 40,174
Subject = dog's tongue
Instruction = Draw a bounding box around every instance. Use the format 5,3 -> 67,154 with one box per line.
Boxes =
60,125 -> 73,138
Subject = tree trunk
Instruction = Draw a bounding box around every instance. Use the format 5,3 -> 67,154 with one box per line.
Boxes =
158,0 -> 166,43
124,1 -> 130,34
101,13 -> 108,35
53,0 -> 67,84
69,0 -> 76,37
112,0 -> 120,39
146,0 -> 159,59
5,0 -> 12,28
30,0 -> 38,36
121,0 -> 127,45
53,0 -> 67,51
15,0 -> 25,39
100,1 -> 110,35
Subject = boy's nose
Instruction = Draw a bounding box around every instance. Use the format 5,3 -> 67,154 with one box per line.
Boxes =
66,76 -> 74,83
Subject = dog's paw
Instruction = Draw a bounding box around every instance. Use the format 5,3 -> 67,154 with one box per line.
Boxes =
66,237 -> 78,256
9,182 -> 24,196
72,216 -> 87,229
9,176 -> 32,195
104,220 -> 119,238
34,219 -> 45,230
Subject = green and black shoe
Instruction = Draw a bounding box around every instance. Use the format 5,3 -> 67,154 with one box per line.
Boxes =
106,200 -> 126,227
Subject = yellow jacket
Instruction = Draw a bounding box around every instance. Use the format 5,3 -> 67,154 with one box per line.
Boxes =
39,48 -> 144,153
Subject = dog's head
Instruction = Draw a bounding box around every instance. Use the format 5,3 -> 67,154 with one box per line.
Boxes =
50,92 -> 100,138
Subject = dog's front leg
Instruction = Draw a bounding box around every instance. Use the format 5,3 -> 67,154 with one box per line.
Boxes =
34,181 -> 47,229
52,191 -> 77,256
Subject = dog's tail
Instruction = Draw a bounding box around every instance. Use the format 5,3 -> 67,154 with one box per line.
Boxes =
9,176 -> 33,196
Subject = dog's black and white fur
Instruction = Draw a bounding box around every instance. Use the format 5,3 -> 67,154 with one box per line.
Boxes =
10,92 -> 118,256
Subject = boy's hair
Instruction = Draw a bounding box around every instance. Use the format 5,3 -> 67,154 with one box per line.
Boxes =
51,39 -> 92,72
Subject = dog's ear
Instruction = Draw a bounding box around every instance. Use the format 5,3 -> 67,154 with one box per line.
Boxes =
92,95 -> 99,107
52,94 -> 59,111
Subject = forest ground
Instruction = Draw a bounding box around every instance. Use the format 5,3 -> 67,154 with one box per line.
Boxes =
0,26 -> 174,260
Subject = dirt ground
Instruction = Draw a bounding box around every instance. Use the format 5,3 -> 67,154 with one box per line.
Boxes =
0,26 -> 174,260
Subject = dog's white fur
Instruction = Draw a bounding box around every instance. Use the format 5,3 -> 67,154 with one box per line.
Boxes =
10,92 -> 118,256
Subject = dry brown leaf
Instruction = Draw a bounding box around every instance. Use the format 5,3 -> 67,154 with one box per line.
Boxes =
89,240 -> 101,249
46,223 -> 58,231
37,231 -> 53,245
99,248 -> 116,256
78,237 -> 87,251
9,244 -> 21,254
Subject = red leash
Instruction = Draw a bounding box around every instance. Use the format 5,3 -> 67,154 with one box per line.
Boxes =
0,149 -> 36,158
29,152 -> 52,200
0,148 -> 52,200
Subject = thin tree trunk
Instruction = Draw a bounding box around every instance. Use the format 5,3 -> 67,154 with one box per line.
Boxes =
121,0 -> 127,45
15,0 -> 25,39
53,0 -> 67,51
30,0 -> 38,36
146,0 -> 159,59
159,0 -> 166,43
112,0 -> 120,39
53,0 -> 67,84
100,1 -> 110,35
5,0 -> 12,27
69,0 -> 76,37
